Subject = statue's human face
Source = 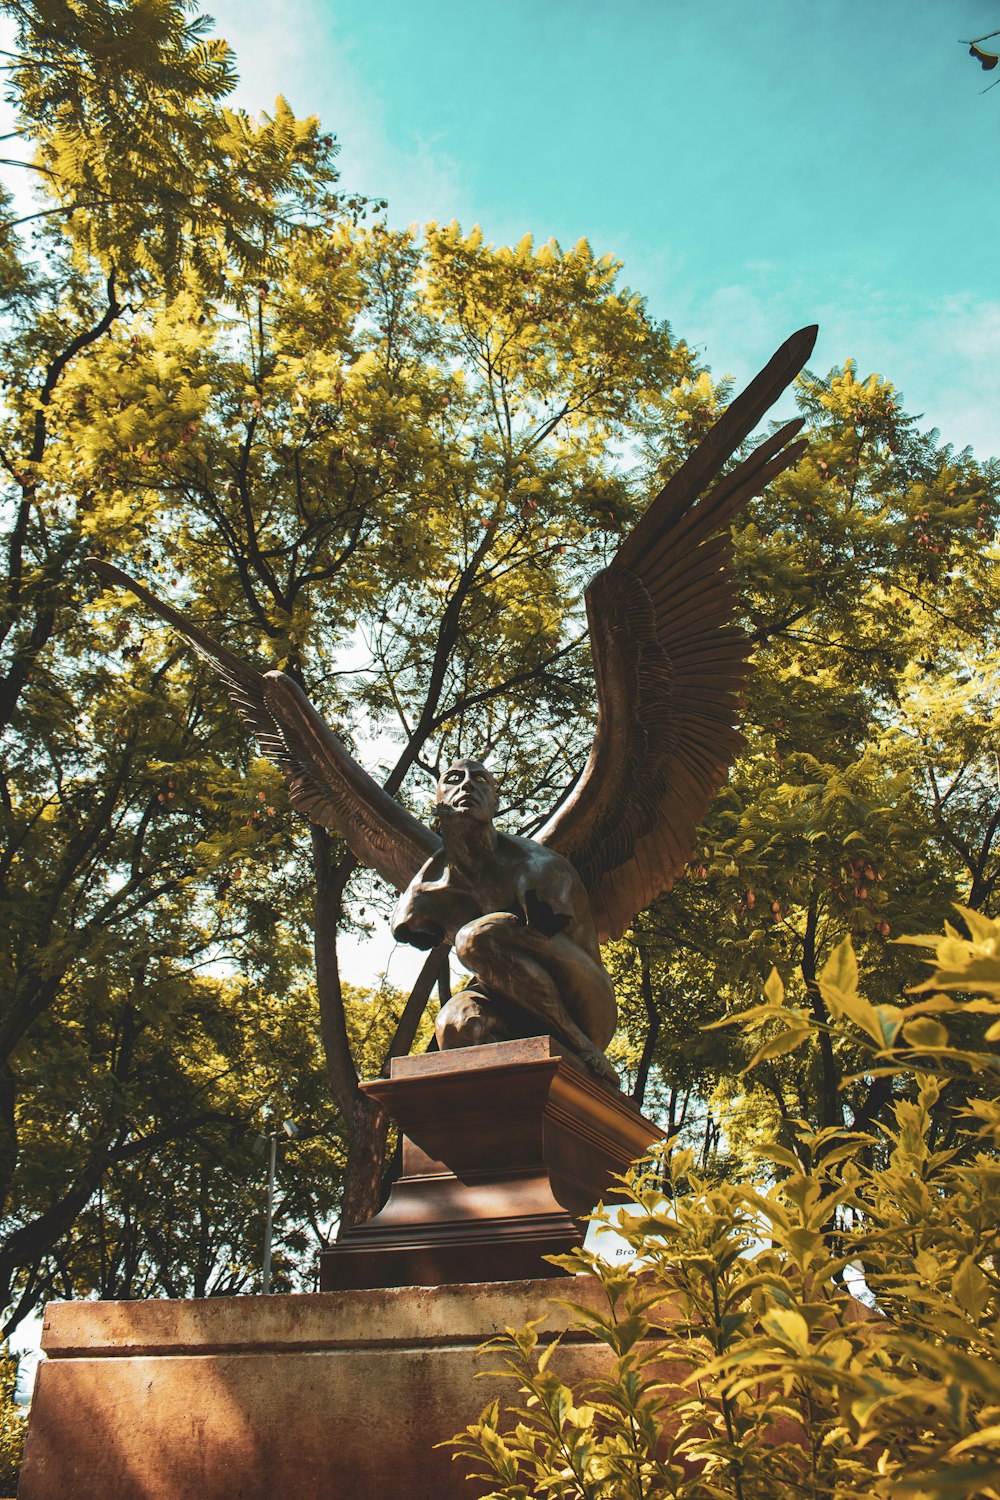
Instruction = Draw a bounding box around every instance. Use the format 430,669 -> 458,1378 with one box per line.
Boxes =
436,759 -> 498,821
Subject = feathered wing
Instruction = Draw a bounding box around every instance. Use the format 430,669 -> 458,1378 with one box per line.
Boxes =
89,562 -> 441,891
535,324 -> 818,942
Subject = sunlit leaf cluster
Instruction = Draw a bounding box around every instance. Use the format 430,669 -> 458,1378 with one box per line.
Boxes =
456,911 -> 1000,1499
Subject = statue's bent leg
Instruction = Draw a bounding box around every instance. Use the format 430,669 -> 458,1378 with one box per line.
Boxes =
454,914 -> 618,1082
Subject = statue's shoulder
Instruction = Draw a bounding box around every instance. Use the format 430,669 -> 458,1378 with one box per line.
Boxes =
498,829 -> 548,857
499,831 -> 579,881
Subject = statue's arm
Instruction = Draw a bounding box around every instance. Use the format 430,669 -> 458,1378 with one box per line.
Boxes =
390,857 -> 471,951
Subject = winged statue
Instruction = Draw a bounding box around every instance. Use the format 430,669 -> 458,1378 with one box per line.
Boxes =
92,324 -> 817,1087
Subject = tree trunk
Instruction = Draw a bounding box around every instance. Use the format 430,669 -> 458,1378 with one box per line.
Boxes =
631,937 -> 662,1108
0,1065 -> 17,1218
309,826 -> 359,1118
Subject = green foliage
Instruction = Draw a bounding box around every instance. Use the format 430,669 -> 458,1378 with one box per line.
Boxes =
2,0 -> 998,1338
0,0 -> 707,1308
5,0 -> 352,294
0,0 -> 369,1323
453,910 -> 1000,1499
0,1343 -> 24,1494
611,359 -> 1000,1158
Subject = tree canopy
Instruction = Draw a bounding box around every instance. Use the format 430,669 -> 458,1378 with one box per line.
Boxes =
0,0 -> 997,1348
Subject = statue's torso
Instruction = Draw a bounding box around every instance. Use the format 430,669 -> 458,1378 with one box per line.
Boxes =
391,832 -> 600,960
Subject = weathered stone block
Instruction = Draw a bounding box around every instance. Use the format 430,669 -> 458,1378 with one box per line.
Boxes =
18,1277 -> 685,1500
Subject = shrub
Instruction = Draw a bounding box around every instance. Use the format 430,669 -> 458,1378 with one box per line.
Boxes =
450,909 -> 1000,1499
0,1344 -> 25,1496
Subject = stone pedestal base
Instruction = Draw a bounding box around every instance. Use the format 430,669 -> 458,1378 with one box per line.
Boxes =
18,1278 -> 661,1500
321,1035 -> 663,1290
18,1040 -> 669,1497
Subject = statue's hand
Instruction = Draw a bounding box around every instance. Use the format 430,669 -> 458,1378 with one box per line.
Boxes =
522,889 -> 571,937
393,919 -> 445,951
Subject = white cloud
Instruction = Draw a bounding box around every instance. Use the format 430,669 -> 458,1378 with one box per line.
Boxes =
813,291 -> 1000,460
657,276 -> 999,462
917,296 -> 1000,458
207,0 -> 474,227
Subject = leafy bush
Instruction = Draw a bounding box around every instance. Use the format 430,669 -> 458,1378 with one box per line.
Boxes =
0,1344 -> 25,1496
451,909 -> 1000,1499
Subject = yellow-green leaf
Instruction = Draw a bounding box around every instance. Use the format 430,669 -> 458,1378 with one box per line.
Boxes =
902,1017 -> 949,1049
820,935 -> 858,998
952,1257 -> 991,1320
743,1022 -> 812,1072
763,966 -> 785,1007
760,1306 -> 810,1355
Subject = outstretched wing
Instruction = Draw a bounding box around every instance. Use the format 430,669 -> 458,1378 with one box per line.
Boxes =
89,562 -> 441,891
535,325 -> 817,942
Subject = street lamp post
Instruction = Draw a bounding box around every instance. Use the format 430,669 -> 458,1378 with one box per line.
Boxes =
262,1131 -> 277,1294
255,1117 -> 298,1294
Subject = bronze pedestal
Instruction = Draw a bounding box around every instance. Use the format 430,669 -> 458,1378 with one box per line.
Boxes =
320,1035 -> 663,1290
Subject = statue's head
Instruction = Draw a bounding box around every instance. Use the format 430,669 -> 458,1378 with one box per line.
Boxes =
436,758 -> 498,823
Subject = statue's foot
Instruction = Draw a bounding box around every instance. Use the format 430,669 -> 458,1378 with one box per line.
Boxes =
577,1041 -> 620,1088
436,990 -> 620,1089
435,991 -> 510,1049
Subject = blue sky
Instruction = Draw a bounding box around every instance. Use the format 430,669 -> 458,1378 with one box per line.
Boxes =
209,0 -> 1000,459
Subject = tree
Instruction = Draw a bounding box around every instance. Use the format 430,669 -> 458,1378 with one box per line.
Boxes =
0,1340 -> 23,1493
609,359 -> 1000,1169
4,0 -> 997,1336
0,0 -> 363,1329
0,0 -> 710,1320
86,219 -> 701,1224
